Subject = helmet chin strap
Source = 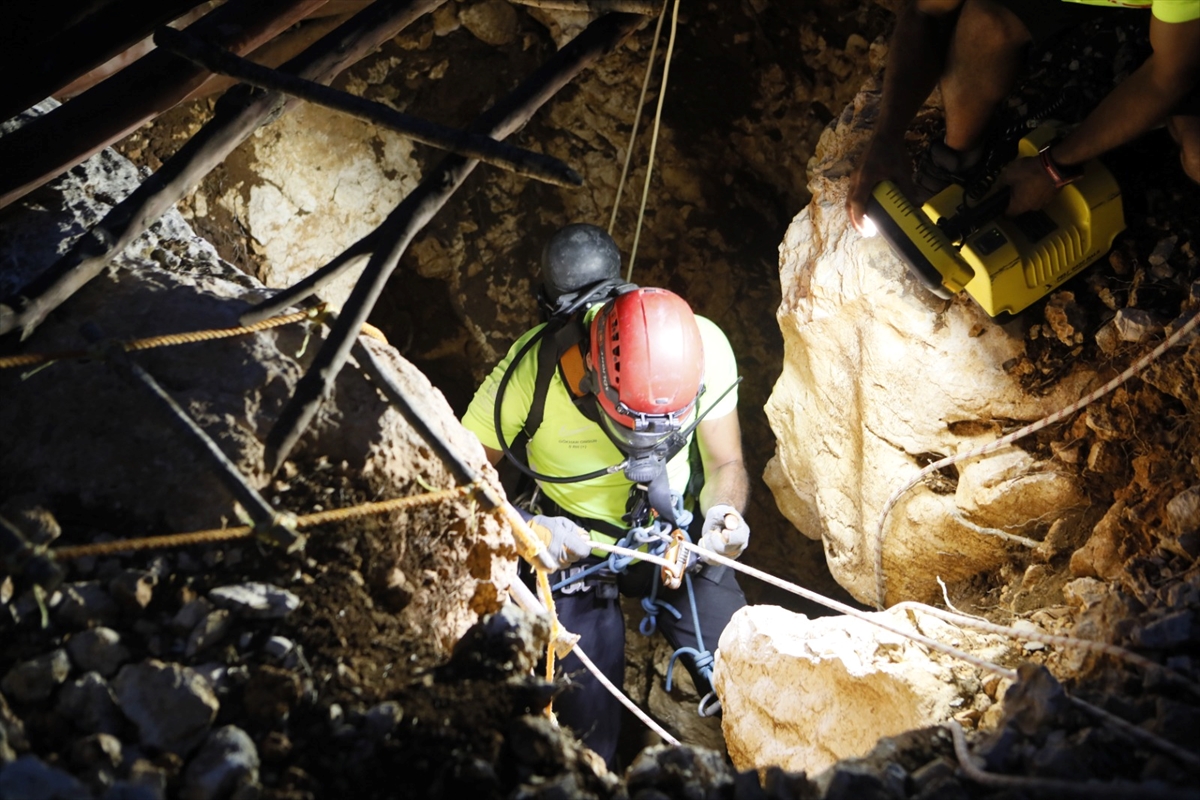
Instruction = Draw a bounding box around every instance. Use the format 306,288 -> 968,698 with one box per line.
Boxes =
627,452 -> 680,527
600,376 -> 743,526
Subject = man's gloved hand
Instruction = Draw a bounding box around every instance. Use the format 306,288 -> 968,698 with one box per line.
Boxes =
697,504 -> 749,563
528,515 -> 593,572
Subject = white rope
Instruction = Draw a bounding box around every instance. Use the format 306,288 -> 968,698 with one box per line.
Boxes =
625,0 -> 681,282
608,0 -> 668,237
574,644 -> 681,746
891,601 -> 1200,699
681,545 -> 1199,768
677,542 -> 1016,679
506,575 -> 680,746
950,720 -> 1197,797
586,538 -> 677,570
873,308 -> 1200,607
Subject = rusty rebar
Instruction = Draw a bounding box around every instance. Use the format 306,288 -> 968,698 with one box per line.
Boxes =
80,322 -> 305,552
262,11 -> 644,474
155,25 -> 582,187
0,0 -> 450,341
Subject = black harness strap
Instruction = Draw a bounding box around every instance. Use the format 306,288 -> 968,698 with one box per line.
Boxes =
509,316 -> 592,466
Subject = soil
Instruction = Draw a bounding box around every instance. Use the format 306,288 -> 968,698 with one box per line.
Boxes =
4,2 -> 1200,799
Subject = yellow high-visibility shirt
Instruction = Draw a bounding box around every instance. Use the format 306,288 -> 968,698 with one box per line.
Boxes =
462,313 -> 738,543
1062,0 -> 1200,23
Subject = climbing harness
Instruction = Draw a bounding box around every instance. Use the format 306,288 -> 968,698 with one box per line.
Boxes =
544,489 -> 723,712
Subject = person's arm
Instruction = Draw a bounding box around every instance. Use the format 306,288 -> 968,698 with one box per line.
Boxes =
1001,14 -> 1200,215
847,0 -> 963,231
696,411 -> 749,515
694,410 -> 751,561
482,445 -> 504,466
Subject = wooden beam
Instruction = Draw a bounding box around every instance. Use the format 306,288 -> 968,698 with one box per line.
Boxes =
0,0 -> 209,122
0,0 -> 450,341
262,12 -> 644,473
155,25 -> 582,187
0,0 -> 328,210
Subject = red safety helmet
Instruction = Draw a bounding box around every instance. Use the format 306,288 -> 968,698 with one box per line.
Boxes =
588,288 -> 704,452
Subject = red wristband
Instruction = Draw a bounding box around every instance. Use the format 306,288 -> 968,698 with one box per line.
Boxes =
1038,145 -> 1083,189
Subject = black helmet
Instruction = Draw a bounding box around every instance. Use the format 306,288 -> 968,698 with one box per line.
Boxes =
540,223 -> 622,306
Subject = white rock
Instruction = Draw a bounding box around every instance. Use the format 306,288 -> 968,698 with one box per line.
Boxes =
714,605 -> 1011,776
763,76 -> 1092,606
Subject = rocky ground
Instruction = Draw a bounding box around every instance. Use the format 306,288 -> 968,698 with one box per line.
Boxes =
2,3 -> 1200,800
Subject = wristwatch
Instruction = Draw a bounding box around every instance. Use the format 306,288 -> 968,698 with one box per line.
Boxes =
1037,144 -> 1084,189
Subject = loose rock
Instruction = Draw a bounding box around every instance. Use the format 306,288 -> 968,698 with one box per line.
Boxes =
179,725 -> 260,800
66,628 -> 130,678
1,649 -> 71,704
208,583 -> 300,620
57,672 -> 123,736
113,661 -> 219,755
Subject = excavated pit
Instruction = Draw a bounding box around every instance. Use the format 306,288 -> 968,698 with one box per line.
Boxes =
2,2 -> 1199,798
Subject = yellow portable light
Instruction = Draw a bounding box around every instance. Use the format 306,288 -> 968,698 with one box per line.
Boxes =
865,127 -> 1125,317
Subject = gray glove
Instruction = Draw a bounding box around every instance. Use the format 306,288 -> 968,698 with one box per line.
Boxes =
529,515 -> 593,571
697,504 -> 749,563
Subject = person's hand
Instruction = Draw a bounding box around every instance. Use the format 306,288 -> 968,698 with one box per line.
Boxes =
528,515 -> 593,571
847,135 -> 914,233
697,504 -> 749,563
998,155 -> 1058,216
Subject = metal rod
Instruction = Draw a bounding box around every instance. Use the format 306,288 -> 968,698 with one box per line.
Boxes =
262,11 -> 643,473
79,323 -> 305,552
154,25 -> 582,187
0,0 -> 209,122
0,0 -> 328,210
0,0 -> 450,341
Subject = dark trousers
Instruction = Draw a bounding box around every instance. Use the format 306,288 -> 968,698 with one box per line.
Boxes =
546,560 -> 746,766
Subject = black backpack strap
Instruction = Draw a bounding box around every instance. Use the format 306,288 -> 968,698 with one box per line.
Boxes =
510,317 -> 586,464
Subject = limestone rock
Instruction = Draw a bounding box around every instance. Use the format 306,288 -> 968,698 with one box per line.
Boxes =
713,605 -> 1011,775
763,75 -> 1092,606
0,126 -> 516,657
1069,501 -> 1131,580
209,584 -> 299,620
460,0 -> 519,47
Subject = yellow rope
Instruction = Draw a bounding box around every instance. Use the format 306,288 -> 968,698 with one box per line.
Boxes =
52,486 -> 471,560
538,568 -> 558,713
0,309 -> 320,370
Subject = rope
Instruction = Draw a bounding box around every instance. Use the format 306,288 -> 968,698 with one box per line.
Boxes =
949,720 -> 1196,798
678,541 -> 1200,697
874,307 -> 1200,607
675,541 -> 1016,679
682,542 -> 1200,767
625,0 -> 681,282
573,644 -> 681,746
0,309 -> 319,370
1066,694 -> 1200,772
608,0 -> 668,237
891,602 -> 1200,700
51,486 -> 472,560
